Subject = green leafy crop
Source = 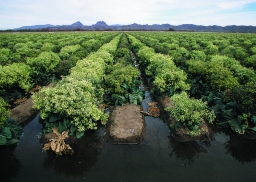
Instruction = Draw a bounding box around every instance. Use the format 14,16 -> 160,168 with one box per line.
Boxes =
165,92 -> 215,132
0,97 -> 10,129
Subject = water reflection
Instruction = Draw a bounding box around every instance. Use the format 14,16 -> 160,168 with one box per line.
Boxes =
0,145 -> 21,182
168,136 -> 207,165
225,132 -> 256,163
42,129 -> 103,178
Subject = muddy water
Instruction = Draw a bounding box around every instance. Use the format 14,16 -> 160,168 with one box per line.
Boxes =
1,96 -> 256,181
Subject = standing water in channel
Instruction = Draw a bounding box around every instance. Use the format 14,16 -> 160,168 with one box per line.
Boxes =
1,88 -> 256,181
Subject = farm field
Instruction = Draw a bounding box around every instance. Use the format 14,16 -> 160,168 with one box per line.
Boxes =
1,31 -> 256,181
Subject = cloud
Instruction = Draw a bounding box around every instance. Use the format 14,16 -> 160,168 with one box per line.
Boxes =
218,0 -> 256,9
0,0 -> 256,29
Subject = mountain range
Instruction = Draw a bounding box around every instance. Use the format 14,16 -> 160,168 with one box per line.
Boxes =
12,21 -> 256,32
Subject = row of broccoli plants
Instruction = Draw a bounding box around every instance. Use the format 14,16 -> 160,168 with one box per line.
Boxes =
126,33 -> 215,137
130,32 -> 256,135
0,33 -> 118,106
104,33 -> 142,106
130,32 -> 256,70
32,33 -> 122,139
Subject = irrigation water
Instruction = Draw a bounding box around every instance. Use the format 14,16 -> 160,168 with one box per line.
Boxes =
1,91 -> 256,182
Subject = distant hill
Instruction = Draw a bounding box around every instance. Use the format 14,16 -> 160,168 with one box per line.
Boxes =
10,21 -> 256,32
92,21 -> 109,29
14,24 -> 56,30
70,21 -> 84,27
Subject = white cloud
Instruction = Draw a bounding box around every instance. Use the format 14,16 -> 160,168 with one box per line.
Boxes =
218,0 -> 256,9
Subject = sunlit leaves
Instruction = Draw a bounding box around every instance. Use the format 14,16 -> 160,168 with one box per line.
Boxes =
33,33 -> 122,137
165,92 -> 215,130
27,51 -> 60,73
146,54 -> 190,93
0,63 -> 32,92
105,63 -> 139,94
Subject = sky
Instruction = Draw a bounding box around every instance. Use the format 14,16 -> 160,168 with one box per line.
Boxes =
1,0 -> 256,29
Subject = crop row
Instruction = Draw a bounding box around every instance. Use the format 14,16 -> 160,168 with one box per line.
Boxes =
130,32 -> 256,69
0,32 -> 119,144
32,33 -> 122,138
126,33 -> 215,136
128,32 -> 256,135
104,33 -> 142,106
0,32 -> 118,65
0,32 -> 118,104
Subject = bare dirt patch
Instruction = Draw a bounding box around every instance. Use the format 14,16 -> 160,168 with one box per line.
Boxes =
10,97 -> 38,126
158,95 -> 212,142
109,104 -> 145,144
140,102 -> 160,117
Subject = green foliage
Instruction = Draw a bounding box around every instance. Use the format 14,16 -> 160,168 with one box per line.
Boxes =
0,48 -> 11,65
137,46 -> 155,68
105,63 -> 139,94
209,55 -> 256,86
169,47 -> 190,67
87,50 -> 114,65
99,37 -> 120,55
187,60 -> 208,75
0,118 -> 23,145
54,59 -> 75,77
190,76 -> 210,96
128,34 -> 190,95
41,42 -> 55,52
243,55 -> 256,69
234,47 -> 248,61
33,77 -> 108,135
27,51 -> 61,73
127,32 -> 256,135
221,45 -> 236,58
0,97 -> 10,129
231,81 -> 256,116
201,89 -> 254,134
59,45 -> 81,60
126,34 -> 144,52
230,64 -> 256,84
115,48 -> 129,58
82,39 -> 100,52
70,57 -> 106,87
212,39 -> 229,50
126,92 -> 143,105
146,54 -> 190,93
187,56 -> 240,90
206,61 -> 239,90
190,50 -> 207,61
33,33 -> 122,138
104,33 -> 142,106
216,109 -> 248,134
13,43 -> 32,57
111,94 -> 126,106
204,44 -> 219,55
165,92 -> 215,132
0,63 -> 32,92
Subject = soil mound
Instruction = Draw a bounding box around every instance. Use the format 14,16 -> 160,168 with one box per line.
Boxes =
10,97 -> 38,126
109,104 -> 145,144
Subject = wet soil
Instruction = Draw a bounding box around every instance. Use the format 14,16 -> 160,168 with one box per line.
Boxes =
108,104 -> 145,144
10,97 -> 38,126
